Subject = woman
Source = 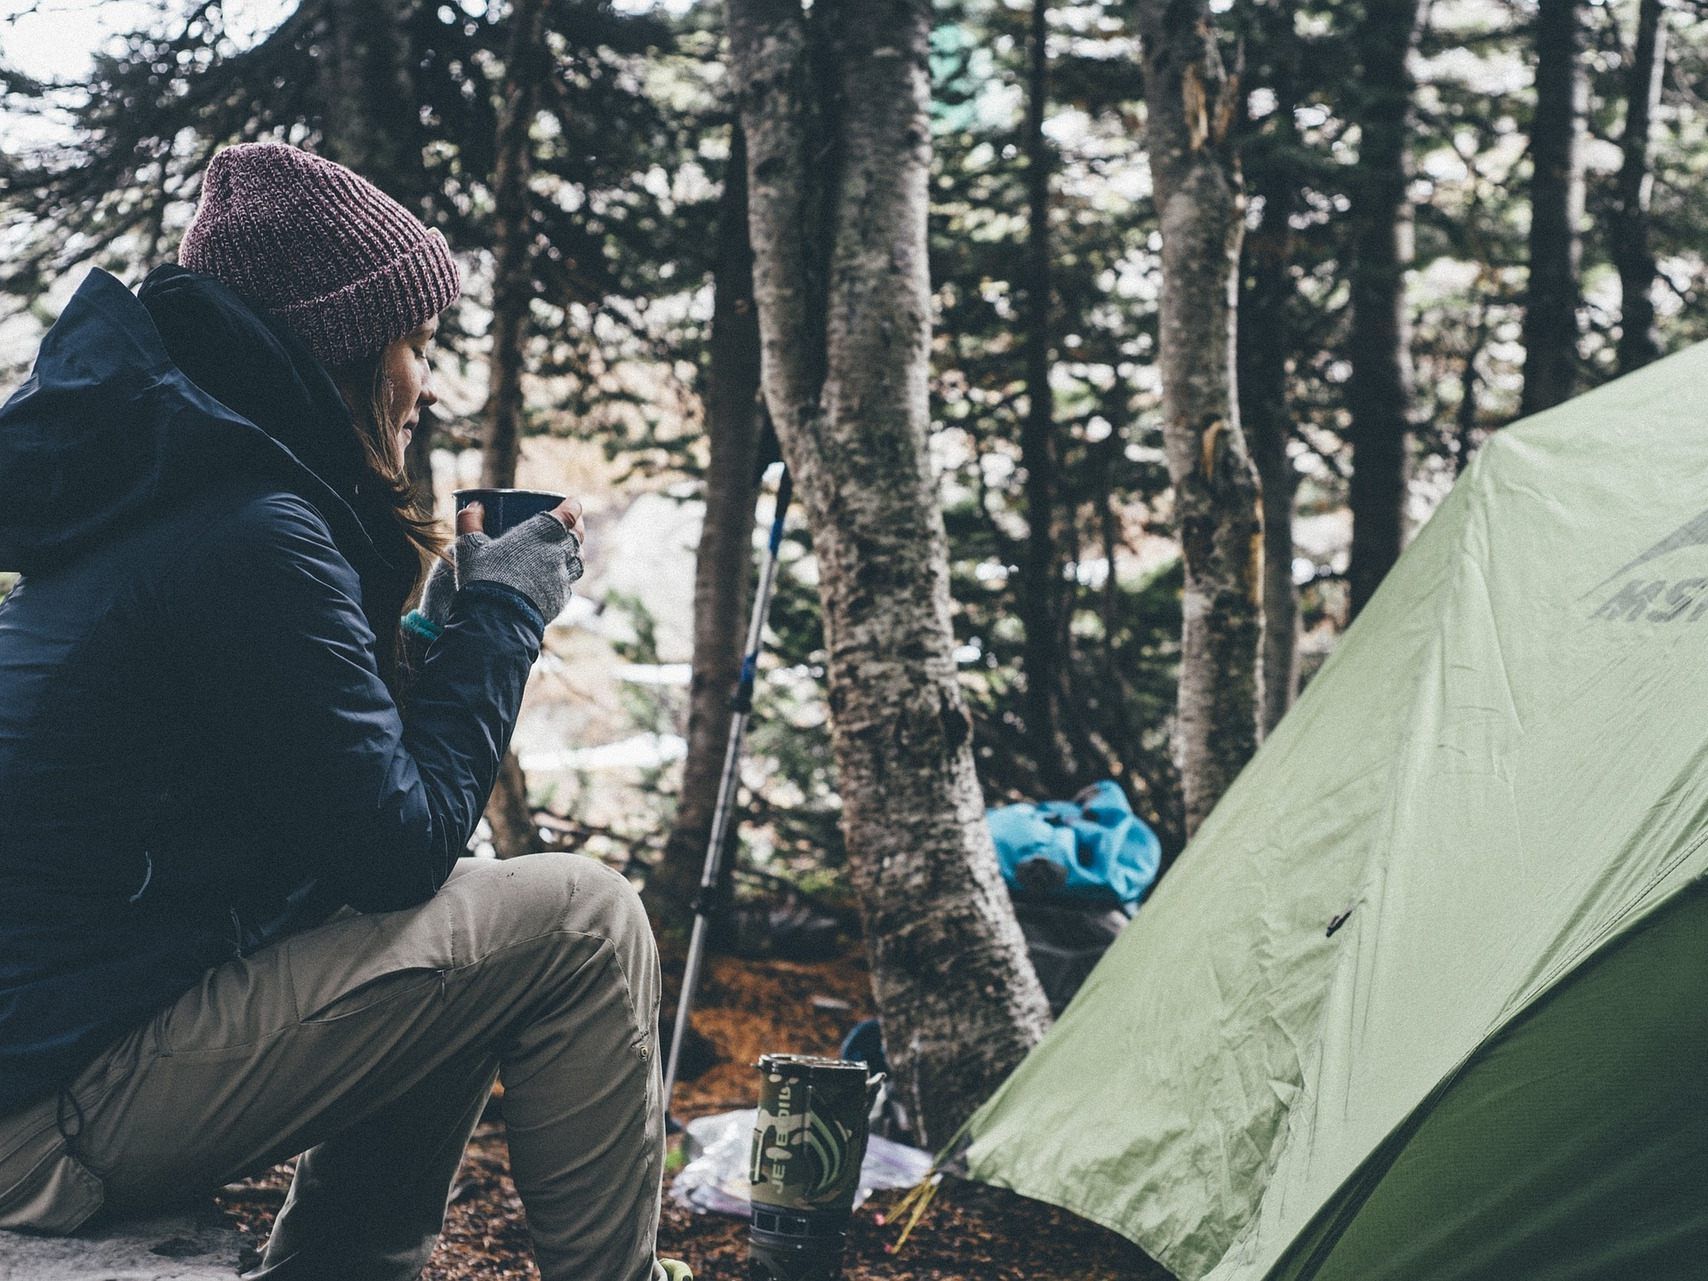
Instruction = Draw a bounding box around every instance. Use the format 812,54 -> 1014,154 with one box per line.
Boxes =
0,143 -> 688,1281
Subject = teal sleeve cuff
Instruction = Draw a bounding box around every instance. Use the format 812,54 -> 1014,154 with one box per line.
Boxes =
401,609 -> 444,644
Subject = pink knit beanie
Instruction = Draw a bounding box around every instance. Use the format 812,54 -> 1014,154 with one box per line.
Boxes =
179,142 -> 460,368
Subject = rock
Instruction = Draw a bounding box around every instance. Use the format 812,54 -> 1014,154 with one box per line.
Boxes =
0,1202 -> 243,1279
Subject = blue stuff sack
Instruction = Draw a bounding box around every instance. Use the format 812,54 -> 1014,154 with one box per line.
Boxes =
988,780 -> 1162,907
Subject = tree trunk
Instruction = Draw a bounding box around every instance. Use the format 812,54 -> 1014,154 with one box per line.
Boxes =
1345,0 -> 1423,619
1133,0 -> 1264,835
318,0 -> 428,208
479,0 -> 550,859
480,0 -> 548,490
1614,0 -> 1667,375
1239,0 -> 1302,734
730,0 -> 1051,1145
484,748 -> 538,861
1018,0 -> 1078,793
315,0 -> 439,519
1521,0 -> 1585,415
644,124 -> 765,932
1455,319 -> 1486,474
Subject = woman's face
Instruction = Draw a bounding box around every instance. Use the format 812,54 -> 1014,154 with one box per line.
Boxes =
379,318 -> 439,459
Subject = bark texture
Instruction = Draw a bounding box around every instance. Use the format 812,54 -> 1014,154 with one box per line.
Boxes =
1019,0 -> 1079,792
1133,0 -> 1264,834
645,125 -> 765,931
1615,0 -> 1667,375
730,0 -> 1051,1144
1345,0 -> 1423,619
1521,0 -> 1586,415
1239,0 -> 1302,734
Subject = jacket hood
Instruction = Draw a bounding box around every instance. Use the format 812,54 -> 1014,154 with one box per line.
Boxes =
0,267 -> 415,594
138,263 -> 367,496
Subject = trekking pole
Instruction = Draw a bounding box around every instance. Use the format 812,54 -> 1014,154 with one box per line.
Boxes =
662,463 -> 794,1118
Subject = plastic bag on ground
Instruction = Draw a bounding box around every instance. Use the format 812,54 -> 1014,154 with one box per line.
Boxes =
669,1108 -> 934,1218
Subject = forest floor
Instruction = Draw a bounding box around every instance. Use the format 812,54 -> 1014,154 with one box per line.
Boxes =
216,945 -> 1168,1280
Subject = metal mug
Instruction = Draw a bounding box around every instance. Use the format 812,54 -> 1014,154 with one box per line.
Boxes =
452,487 -> 566,537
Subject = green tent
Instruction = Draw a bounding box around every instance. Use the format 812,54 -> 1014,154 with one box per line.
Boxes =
962,346 -> 1708,1280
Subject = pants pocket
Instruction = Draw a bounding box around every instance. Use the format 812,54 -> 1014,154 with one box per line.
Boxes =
295,966 -> 446,1024
284,894 -> 457,1025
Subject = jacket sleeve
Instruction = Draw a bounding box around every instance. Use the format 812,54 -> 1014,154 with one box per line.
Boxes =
165,491 -> 546,913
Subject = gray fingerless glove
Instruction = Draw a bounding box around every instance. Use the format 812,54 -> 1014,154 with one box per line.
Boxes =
416,556 -> 457,627
454,512 -> 585,621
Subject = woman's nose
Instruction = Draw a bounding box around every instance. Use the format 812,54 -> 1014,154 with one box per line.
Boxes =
419,378 -> 438,408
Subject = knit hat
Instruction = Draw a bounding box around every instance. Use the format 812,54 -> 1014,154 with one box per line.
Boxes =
178,142 -> 460,368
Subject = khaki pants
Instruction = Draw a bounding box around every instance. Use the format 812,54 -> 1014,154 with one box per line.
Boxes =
0,853 -> 668,1281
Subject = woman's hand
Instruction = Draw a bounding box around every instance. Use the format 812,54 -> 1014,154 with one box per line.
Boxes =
414,498 -> 587,634
543,496 -> 586,547
453,499 -> 586,622
457,496 -> 586,545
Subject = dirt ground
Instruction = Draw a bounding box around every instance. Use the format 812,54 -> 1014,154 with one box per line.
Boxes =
216,947 -> 1168,1280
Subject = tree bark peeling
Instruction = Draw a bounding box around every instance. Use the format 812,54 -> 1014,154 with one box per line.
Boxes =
1135,0 -> 1265,834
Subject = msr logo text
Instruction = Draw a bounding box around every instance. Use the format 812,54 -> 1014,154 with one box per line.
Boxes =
1591,577 -> 1708,623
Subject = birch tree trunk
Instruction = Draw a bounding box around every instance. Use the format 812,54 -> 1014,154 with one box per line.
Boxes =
731,0 -> 1050,1144
480,0 -> 550,859
645,125 -> 765,931
1239,0 -> 1302,735
1133,0 -> 1264,835
1345,0 -> 1424,619
1614,0 -> 1667,375
1521,0 -> 1585,414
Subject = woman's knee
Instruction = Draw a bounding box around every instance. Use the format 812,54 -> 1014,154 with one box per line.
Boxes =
510,855 -> 660,1036
450,852 -> 652,959
561,855 -> 653,955
560,859 -> 660,1028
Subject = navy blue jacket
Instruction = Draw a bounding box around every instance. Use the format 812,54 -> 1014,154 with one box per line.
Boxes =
0,267 -> 545,1115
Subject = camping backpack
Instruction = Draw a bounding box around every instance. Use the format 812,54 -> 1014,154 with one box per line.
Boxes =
989,779 -> 1161,908
988,780 -> 1162,1013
